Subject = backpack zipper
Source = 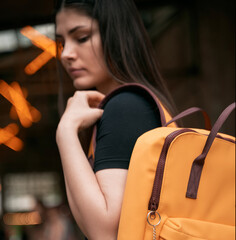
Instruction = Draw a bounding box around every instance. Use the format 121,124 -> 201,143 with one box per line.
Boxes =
148,129 -> 196,211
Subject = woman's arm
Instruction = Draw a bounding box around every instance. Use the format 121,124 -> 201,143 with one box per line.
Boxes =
56,91 -> 127,240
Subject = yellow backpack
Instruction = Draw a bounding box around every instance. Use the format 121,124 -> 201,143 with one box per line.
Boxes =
117,101 -> 235,240
88,84 -> 235,239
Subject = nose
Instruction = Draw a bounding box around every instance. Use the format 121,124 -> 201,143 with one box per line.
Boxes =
60,42 -> 77,62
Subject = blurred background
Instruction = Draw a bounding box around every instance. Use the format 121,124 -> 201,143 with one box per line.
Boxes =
0,0 -> 235,239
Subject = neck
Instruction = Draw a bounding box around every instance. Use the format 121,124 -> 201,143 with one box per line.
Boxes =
96,79 -> 121,95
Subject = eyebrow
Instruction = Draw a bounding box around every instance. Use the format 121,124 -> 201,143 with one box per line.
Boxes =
56,25 -> 87,38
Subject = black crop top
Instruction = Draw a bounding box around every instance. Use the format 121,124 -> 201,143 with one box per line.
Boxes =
94,90 -> 161,173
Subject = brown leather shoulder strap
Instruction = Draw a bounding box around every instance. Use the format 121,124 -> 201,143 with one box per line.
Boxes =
88,83 -> 170,167
99,83 -> 167,126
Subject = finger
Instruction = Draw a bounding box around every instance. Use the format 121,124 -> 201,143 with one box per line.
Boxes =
85,91 -> 105,108
82,109 -> 104,129
93,109 -> 104,119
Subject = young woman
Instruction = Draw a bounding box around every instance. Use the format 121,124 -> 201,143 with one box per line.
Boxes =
55,0 -> 175,239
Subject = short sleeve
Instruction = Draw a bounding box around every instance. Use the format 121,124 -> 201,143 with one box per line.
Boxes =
94,91 -> 161,173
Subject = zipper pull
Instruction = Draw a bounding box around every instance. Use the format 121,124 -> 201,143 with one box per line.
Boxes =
147,211 -> 161,240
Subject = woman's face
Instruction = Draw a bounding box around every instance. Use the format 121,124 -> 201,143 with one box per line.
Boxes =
56,8 -> 119,94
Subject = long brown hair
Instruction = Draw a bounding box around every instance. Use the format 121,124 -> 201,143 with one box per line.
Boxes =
56,0 -> 176,115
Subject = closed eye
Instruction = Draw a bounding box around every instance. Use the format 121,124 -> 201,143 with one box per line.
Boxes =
78,36 -> 90,43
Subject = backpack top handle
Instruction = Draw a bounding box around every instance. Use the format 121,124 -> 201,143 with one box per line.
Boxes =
186,102 -> 236,199
165,107 -> 212,130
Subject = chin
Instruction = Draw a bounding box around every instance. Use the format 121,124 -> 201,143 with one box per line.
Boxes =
73,80 -> 95,91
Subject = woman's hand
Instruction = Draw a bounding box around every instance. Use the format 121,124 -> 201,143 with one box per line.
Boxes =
58,90 -> 105,133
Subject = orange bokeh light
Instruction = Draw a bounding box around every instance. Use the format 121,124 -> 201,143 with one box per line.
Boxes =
3,211 -> 42,225
20,26 -> 57,75
0,80 -> 41,128
0,80 -> 41,151
0,124 -> 23,151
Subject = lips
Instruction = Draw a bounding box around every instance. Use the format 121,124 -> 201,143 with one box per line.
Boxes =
68,67 -> 86,77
